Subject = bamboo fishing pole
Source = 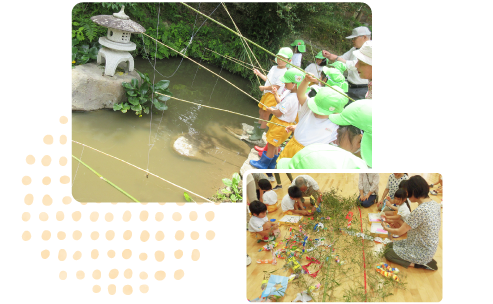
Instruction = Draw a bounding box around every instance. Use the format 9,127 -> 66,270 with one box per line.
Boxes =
180,2 -> 355,102
154,92 -> 292,128
140,32 -> 268,108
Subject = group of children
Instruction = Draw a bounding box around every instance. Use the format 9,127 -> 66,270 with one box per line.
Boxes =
248,40 -> 372,169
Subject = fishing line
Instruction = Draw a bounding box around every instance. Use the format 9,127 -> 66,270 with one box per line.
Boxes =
190,47 -> 205,88
209,65 -> 223,101
72,145 -> 84,185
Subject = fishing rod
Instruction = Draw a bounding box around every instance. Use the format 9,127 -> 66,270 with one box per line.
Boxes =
204,47 -> 267,73
180,2 -> 355,102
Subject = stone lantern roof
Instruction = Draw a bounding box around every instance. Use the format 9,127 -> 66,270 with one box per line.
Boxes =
91,6 -> 146,33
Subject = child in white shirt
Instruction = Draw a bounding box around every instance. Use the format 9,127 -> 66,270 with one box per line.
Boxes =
290,40 -> 306,68
304,51 -> 326,83
248,201 -> 279,240
281,186 -> 312,215
258,179 -> 279,213
382,189 -> 411,238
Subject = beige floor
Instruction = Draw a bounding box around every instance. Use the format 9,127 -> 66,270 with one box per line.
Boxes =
246,173 -> 442,302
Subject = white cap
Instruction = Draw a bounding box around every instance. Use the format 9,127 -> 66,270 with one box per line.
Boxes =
353,41 -> 372,65
345,26 -> 371,39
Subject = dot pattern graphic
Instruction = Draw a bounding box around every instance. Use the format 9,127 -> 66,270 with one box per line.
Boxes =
21,117 -> 218,296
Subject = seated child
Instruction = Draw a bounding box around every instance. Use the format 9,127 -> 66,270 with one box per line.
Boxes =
250,69 -> 304,169
258,179 -> 279,212
249,47 -> 293,141
378,180 -> 410,211
248,200 -> 279,240
281,186 -> 314,215
304,51 -> 326,83
382,189 -> 411,237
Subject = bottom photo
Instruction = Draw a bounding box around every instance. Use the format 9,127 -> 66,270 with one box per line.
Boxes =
246,173 -> 442,302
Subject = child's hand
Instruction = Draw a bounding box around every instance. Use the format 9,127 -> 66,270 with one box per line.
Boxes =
377,201 -> 383,207
266,107 -> 275,113
304,73 -> 317,83
385,200 -> 391,207
271,87 -> 278,94
285,125 -> 296,133
253,69 -> 261,76
259,85 -> 265,91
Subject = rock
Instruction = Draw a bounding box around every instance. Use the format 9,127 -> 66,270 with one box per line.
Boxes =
225,123 -> 267,146
72,62 -> 141,111
240,148 -> 261,176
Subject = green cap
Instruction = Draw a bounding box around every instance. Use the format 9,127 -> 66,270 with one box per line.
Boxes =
328,61 -> 347,74
280,69 -> 305,86
276,143 -> 368,169
276,47 -> 294,60
329,99 -> 372,133
290,40 -> 306,53
361,132 -> 372,168
315,51 -> 325,59
307,86 -> 348,115
322,67 -> 348,92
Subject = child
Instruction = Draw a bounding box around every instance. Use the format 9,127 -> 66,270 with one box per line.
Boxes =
248,200 -> 279,240
378,179 -> 409,211
382,189 -> 411,238
281,186 -> 313,215
277,73 -> 348,161
248,47 -> 293,141
250,69 -> 304,169
327,61 -> 347,75
290,40 -> 306,68
258,179 -> 279,212
304,51 -> 326,83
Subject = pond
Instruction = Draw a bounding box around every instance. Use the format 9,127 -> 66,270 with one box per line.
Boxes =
72,57 -> 259,202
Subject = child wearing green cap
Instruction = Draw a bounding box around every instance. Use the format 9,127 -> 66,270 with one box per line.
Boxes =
321,67 -> 349,92
304,51 -> 326,83
249,69 -> 304,170
327,61 -> 347,75
249,47 -> 293,141
277,73 -> 348,162
290,40 -> 306,68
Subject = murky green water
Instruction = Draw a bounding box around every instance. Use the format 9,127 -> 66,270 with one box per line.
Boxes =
72,57 -> 259,202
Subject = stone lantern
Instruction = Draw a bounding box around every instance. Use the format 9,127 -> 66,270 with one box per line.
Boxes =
91,6 -> 146,76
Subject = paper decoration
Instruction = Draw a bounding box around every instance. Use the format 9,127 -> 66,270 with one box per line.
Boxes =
279,215 -> 303,225
261,275 -> 289,298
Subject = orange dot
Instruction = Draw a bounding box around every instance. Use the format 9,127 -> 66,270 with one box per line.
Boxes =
196,202 -> 203,205
139,272 -> 148,279
42,195 -> 52,206
214,202 -> 221,205
174,250 -> 183,259
155,271 -> 166,280
155,251 -> 165,262
73,230 -> 82,240
140,230 -> 150,242
175,230 -> 184,240
39,212 -> 48,221
155,212 -> 164,221
56,211 -> 64,221
41,250 -> 50,259
105,212 -> 113,222
59,157 -> 67,166
191,249 -> 200,261
58,249 -> 67,261
76,271 -> 85,279
140,285 -> 149,293
158,202 -> 165,205
41,155 -> 51,166
205,211 -> 215,221
91,231 -> 99,240
174,269 -> 184,280
93,285 -> 101,293
26,155 -> 35,164
42,177 -> 51,185
62,196 -> 72,205
60,116 -> 68,124
189,211 -> 198,221
123,210 -> 131,222
123,230 -> 132,240
73,251 -> 82,260
122,249 -> 132,259
123,285 -> 133,295
176,202 -> 185,206
206,230 -> 216,240
139,253 -> 147,261
60,135 -> 67,145
108,284 -> 116,295
93,270 -> 101,279
22,231 -> 31,241
190,231 -> 199,240
155,231 -> 164,241
90,212 -> 99,222
107,250 -> 115,258
109,269 -> 119,279
124,269 -> 132,279
106,230 -> 115,240
91,249 -> 99,259
59,271 -> 67,280
57,231 -> 66,240
22,176 -> 32,185
42,230 -> 51,240
172,212 -> 182,221
72,211 -> 81,221
24,194 -> 34,205
60,176 -> 70,184
43,135 -> 53,145
140,211 -> 148,221
22,212 -> 30,222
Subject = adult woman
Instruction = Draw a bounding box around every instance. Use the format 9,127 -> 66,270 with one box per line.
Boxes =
382,175 -> 441,270
377,174 -> 409,210
358,173 -> 379,207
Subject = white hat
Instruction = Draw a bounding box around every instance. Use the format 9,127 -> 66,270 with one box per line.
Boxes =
345,26 -> 371,39
353,41 -> 372,66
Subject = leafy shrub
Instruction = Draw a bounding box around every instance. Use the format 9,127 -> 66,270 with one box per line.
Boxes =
72,38 -> 100,66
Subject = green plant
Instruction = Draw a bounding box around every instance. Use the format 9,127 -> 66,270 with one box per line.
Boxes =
72,38 -> 100,66
113,70 -> 172,116
215,173 -> 242,202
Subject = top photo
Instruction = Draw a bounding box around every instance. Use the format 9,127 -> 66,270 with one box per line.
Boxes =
71,2 -> 372,202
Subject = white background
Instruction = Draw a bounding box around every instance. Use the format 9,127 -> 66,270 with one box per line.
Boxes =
1,0 -> 491,303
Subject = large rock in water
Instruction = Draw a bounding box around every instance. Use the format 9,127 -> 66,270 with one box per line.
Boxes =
72,63 -> 141,111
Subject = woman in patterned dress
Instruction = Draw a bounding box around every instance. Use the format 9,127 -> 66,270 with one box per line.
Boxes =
382,175 -> 441,270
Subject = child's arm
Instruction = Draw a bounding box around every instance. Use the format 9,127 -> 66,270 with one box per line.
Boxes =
260,85 -> 280,92
259,189 -> 264,203
271,87 -> 281,104
253,69 -> 267,82
285,125 -> 297,133
265,107 -> 283,118
385,200 -> 398,211
296,74 -> 313,106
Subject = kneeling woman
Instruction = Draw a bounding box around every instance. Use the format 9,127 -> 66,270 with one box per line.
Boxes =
382,175 -> 441,270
